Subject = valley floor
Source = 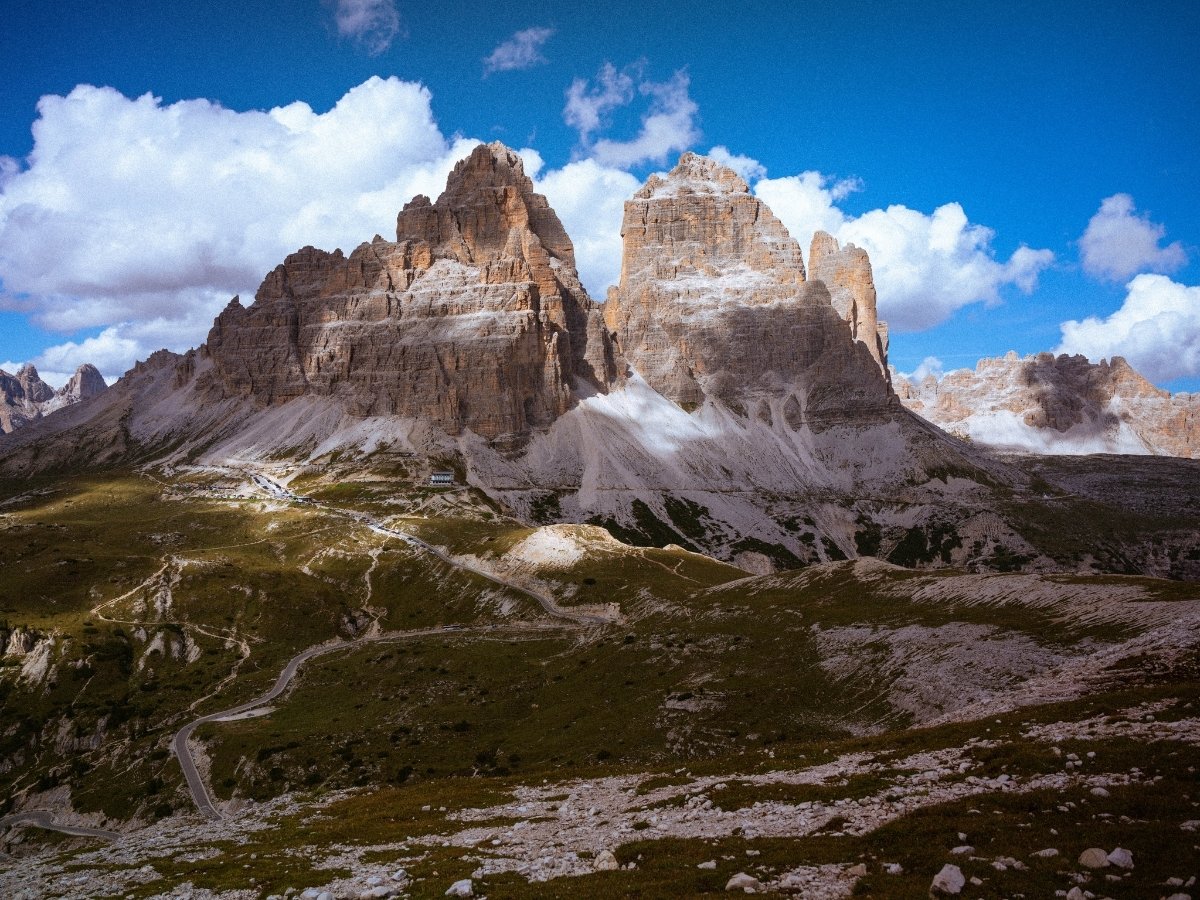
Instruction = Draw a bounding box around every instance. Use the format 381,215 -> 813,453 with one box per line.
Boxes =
1,464 -> 1198,897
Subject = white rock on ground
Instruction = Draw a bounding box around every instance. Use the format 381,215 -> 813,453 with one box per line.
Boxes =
594,849 -> 619,871
1078,847 -> 1110,868
445,878 -> 473,897
1107,847 -> 1134,869
725,872 -> 763,891
931,863 -> 966,895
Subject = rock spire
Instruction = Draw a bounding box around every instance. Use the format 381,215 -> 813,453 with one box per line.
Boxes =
603,152 -> 895,422
205,141 -> 617,442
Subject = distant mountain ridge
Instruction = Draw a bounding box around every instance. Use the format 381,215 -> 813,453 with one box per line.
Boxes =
0,363 -> 107,433
895,351 -> 1199,458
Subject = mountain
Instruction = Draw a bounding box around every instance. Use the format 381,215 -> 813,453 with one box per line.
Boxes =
0,363 -> 106,433
205,142 -> 617,445
472,152 -> 1012,569
2,144 -> 1196,577
896,351 -> 1200,458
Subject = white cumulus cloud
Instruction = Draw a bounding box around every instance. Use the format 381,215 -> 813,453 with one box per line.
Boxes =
754,170 -> 856,240
706,145 -> 766,183
327,0 -> 402,55
1056,273 -> 1200,383
483,26 -> 555,75
565,64 -> 700,168
0,78 -> 479,380
898,356 -> 946,383
1079,193 -> 1187,282
589,71 -> 700,168
755,168 -> 1053,331
563,63 -> 635,143
534,160 -> 640,298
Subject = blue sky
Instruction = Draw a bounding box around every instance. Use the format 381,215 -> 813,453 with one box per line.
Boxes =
1,0 -> 1197,390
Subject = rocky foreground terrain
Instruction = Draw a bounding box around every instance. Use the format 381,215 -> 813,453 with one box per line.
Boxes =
1,466 -> 1198,898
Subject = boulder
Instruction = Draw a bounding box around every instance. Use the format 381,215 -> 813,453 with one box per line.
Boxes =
1078,847 -> 1110,868
1106,847 -> 1134,869
725,872 -> 764,892
930,863 -> 965,895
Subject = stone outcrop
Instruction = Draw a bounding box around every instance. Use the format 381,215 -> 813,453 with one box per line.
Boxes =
808,231 -> 888,374
58,364 -> 108,405
0,363 -> 107,433
204,142 -> 617,443
603,152 -> 895,423
896,351 -> 1199,457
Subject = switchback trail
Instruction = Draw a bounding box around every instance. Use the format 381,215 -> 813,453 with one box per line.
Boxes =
250,469 -> 615,627
173,625 -> 540,821
172,468 -> 616,820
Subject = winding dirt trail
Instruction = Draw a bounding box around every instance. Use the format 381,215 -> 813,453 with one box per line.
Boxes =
0,810 -> 120,842
170,468 -> 617,820
173,625 -> 507,820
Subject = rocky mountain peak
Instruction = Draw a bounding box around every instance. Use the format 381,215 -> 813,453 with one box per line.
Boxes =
807,231 -> 888,373
60,363 -> 108,403
896,351 -> 1197,456
634,152 -> 751,199
0,361 -> 107,433
396,141 -> 575,268
204,141 -> 616,442
604,152 -> 893,417
15,364 -> 54,404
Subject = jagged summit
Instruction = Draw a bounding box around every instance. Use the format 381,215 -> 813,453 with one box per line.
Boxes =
60,363 -> 108,403
633,151 -> 753,199
15,364 -> 54,404
604,151 -> 890,416
0,363 -> 107,433
204,140 -> 615,441
397,141 -> 576,267
808,231 -> 888,373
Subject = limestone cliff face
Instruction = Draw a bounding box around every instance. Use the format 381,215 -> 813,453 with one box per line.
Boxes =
603,153 -> 895,423
808,231 -> 888,374
896,351 -> 1200,457
0,363 -> 108,433
205,142 -> 617,442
